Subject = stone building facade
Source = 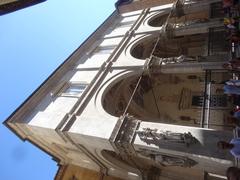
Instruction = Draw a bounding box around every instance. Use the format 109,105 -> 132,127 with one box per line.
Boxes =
5,0 -> 236,179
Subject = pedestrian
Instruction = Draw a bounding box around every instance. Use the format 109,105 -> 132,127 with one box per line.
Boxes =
226,166 -> 240,180
224,84 -> 240,95
217,139 -> 240,158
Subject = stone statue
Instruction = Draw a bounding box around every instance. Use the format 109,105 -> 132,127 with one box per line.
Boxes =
137,128 -> 198,147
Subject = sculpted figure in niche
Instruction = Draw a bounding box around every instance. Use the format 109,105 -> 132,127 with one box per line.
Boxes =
151,55 -> 197,66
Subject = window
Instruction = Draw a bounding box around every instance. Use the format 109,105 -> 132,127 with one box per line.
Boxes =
118,20 -> 135,28
61,82 -> 88,97
65,84 -> 86,96
191,95 -> 227,108
93,45 -> 116,55
192,95 -> 204,107
51,81 -> 88,98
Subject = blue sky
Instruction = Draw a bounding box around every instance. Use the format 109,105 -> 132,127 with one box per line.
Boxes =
0,1 -> 115,179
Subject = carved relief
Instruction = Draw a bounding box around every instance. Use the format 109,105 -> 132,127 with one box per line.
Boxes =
137,128 -> 198,147
137,148 -> 197,168
131,33 -> 207,60
150,55 -> 197,66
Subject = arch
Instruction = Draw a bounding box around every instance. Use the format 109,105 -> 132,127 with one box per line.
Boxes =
101,150 -> 138,173
146,1 -> 224,28
102,74 -> 150,119
102,69 -> 233,129
148,13 -> 169,27
102,71 -> 207,127
131,33 -> 208,60
101,149 -> 159,174
147,10 -> 209,28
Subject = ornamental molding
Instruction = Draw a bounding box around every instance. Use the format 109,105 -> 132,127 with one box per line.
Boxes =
109,114 -> 141,157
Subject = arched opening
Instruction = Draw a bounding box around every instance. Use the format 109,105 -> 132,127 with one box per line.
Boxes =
101,150 -> 201,179
148,14 -> 169,27
102,71 -> 233,129
101,150 -> 135,169
131,26 -> 229,61
148,2 -> 224,28
148,11 -> 209,28
101,150 -> 159,172
131,33 -> 208,60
